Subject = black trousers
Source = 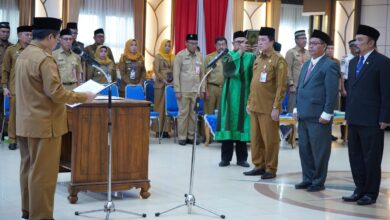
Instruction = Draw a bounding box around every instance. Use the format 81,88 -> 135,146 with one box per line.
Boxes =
221,140 -> 248,162
348,124 -> 384,200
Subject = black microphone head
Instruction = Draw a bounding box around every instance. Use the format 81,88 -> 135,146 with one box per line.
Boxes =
72,46 -> 82,55
223,48 -> 229,54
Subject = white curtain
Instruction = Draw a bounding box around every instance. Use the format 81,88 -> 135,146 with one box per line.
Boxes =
78,0 -> 135,62
0,0 -> 20,43
224,0 -> 233,50
197,0 -> 206,57
279,4 -> 309,56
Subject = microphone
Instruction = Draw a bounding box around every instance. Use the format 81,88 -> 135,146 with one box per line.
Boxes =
206,48 -> 229,69
72,46 -> 100,66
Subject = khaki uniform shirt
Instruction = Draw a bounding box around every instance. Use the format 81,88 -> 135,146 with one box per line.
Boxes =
204,51 -> 224,87
15,40 -> 88,138
119,57 -> 146,91
285,46 -> 310,86
153,54 -> 173,89
53,47 -> 82,84
248,49 -> 288,113
0,40 -> 12,81
84,43 -> 115,63
89,63 -> 116,84
173,49 -> 204,93
1,42 -> 23,94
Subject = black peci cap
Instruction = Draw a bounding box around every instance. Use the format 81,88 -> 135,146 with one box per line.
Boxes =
33,17 -> 62,31
310,29 -> 330,45
17,25 -> 33,33
356,24 -> 380,41
94,28 -> 104,35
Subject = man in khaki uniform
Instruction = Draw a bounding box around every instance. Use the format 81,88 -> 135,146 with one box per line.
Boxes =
0,22 -> 12,132
85,28 -> 115,80
244,27 -> 287,179
15,17 -> 95,220
285,30 -> 310,112
66,22 -> 84,51
1,25 -> 32,150
53,29 -> 82,90
173,34 -> 204,145
204,37 -> 226,115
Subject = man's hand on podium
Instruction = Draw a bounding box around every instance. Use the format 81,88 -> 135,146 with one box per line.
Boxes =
85,91 -> 97,102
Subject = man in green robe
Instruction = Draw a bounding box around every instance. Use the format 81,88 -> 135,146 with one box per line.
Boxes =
215,31 -> 255,167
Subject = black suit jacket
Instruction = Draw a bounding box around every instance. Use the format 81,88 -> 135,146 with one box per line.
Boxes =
346,50 -> 390,126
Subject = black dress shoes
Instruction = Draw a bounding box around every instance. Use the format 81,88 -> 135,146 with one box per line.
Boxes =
243,168 -> 265,176
295,181 -> 312,189
8,143 -> 17,150
357,195 -> 376,205
307,185 -> 325,192
218,161 -> 230,167
342,193 -> 362,202
261,172 -> 276,179
178,140 -> 187,145
236,161 -> 250,167
162,132 -> 171,138
187,139 -> 200,145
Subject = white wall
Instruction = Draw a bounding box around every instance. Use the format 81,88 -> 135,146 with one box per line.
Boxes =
361,0 -> 390,57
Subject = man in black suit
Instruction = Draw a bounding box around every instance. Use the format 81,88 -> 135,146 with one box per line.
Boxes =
342,25 -> 390,205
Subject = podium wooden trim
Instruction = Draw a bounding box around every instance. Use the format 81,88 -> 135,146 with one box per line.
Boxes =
60,99 -> 151,204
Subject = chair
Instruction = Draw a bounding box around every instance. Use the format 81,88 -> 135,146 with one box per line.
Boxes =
99,84 -> 119,97
125,84 -> 161,144
162,85 -> 178,143
144,80 -> 155,103
279,92 -> 295,148
0,96 -> 10,144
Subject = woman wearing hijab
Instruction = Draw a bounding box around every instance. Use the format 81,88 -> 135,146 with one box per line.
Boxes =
88,45 -> 116,84
119,39 -> 146,97
152,39 -> 174,138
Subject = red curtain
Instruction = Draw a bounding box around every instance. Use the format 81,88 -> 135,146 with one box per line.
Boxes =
174,0 -> 198,54
203,0 -> 228,54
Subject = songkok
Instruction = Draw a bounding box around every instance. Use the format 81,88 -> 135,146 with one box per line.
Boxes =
310,29 -> 330,45
66,22 -> 78,30
259,27 -> 275,38
33,17 -> 61,31
186,34 -> 198,41
0,22 -> 10,29
348,39 -> 356,47
17,26 -> 33,33
295,30 -> 306,38
328,40 -> 334,46
356,24 -> 380,41
273,42 -> 282,52
233,31 -> 245,40
60,29 -> 72,37
94,28 -> 104,35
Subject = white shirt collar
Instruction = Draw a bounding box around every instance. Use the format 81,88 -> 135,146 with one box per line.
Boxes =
360,49 -> 374,62
310,53 -> 326,66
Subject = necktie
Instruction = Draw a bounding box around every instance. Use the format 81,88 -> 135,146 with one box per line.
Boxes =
355,56 -> 365,78
304,62 -> 314,82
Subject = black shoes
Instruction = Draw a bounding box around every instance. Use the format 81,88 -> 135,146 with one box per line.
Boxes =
236,161 -> 250,167
8,143 -> 17,150
162,132 -> 170,138
218,161 -> 230,167
243,168 -> 265,176
307,185 -> 325,192
295,181 -> 312,189
357,195 -> 376,205
187,139 -> 200,145
331,135 -> 338,141
261,172 -> 276,179
342,193 -> 362,202
178,140 -> 187,145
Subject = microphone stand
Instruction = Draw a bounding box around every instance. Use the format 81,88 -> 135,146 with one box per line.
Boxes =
155,63 -> 225,219
75,64 -> 147,219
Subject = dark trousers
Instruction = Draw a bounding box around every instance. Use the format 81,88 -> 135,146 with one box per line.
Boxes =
348,125 -> 384,200
340,79 -> 348,139
221,140 -> 248,162
298,119 -> 332,186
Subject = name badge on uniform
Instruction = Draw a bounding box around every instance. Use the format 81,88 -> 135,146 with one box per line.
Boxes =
259,65 -> 267,83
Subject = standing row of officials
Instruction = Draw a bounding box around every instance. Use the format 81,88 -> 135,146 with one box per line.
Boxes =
0,15 -> 389,219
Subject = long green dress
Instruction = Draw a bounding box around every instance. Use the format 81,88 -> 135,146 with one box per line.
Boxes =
215,50 -> 255,142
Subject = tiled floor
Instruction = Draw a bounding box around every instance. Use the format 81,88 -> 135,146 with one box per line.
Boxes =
0,129 -> 389,220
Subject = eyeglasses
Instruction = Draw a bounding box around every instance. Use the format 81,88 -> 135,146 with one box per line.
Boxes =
61,37 -> 73,41
309,41 -> 323,46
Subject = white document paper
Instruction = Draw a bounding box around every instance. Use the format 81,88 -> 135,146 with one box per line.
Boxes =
66,80 -> 107,108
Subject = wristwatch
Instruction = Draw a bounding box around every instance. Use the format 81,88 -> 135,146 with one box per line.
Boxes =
272,106 -> 278,109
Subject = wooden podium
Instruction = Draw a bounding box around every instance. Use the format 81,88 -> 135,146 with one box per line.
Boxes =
60,99 -> 151,204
